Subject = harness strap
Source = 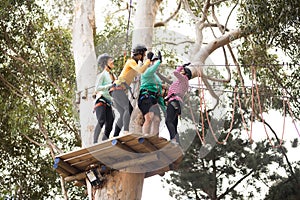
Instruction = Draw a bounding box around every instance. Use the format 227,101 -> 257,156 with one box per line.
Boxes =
164,93 -> 178,102
110,83 -> 136,99
109,85 -> 124,94
94,102 -> 106,109
123,83 -> 136,99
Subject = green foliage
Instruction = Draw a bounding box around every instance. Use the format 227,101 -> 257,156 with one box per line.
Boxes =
265,165 -> 300,200
238,0 -> 300,63
95,14 -> 132,76
166,132 -> 286,199
0,0 -> 84,198
237,0 -> 300,119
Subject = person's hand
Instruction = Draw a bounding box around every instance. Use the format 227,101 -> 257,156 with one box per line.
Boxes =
157,51 -> 162,62
147,52 -> 154,60
92,91 -> 97,99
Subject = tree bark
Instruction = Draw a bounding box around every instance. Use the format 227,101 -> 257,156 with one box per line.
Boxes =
73,0 -> 97,148
93,172 -> 144,200
129,0 -> 162,132
72,0 -> 161,200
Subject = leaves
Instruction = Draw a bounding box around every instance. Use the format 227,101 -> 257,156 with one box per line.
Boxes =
0,0 -> 83,198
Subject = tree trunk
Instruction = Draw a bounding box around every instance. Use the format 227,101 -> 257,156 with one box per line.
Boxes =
93,172 -> 144,200
129,0 -> 161,133
73,0 -> 97,148
72,0 -> 160,200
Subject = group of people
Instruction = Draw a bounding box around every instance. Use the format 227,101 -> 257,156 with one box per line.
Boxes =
93,44 -> 192,145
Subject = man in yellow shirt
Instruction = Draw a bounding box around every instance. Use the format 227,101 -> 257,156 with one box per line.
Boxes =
110,44 -> 151,136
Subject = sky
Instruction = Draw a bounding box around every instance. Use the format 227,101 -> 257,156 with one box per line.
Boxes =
94,0 -> 300,199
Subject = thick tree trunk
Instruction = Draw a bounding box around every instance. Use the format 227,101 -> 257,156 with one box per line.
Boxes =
129,0 -> 161,133
73,0 -> 97,148
72,0 -> 160,200
93,172 -> 144,200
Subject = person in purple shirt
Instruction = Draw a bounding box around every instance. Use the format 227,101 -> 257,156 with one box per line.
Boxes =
165,63 -> 192,144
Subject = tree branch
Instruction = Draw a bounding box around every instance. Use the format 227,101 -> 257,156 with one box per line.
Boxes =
157,71 -> 172,84
224,1 -> 239,34
262,120 -> 299,184
0,72 -> 24,98
217,169 -> 254,199
211,0 -> 230,5
191,28 -> 243,66
154,0 -> 182,27
21,132 -> 46,147
182,0 -> 201,21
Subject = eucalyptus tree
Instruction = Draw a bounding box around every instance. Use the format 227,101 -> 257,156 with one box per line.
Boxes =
0,0 -> 85,199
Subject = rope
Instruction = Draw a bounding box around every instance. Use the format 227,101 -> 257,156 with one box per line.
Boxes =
252,66 -> 286,148
286,98 -> 300,138
193,74 -> 237,145
202,84 -> 237,144
198,76 -> 206,144
237,90 -> 251,139
250,66 -> 255,142
124,0 -> 133,64
187,86 -> 205,145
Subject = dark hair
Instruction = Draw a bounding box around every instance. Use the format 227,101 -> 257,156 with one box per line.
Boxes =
184,67 -> 192,80
97,53 -> 112,69
132,44 -> 147,56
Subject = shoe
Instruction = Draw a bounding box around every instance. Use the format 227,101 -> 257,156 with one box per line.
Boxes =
170,138 -> 179,145
123,131 -> 129,135
102,135 -> 108,141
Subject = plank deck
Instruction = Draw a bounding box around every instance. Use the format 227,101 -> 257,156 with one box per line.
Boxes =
53,133 -> 183,182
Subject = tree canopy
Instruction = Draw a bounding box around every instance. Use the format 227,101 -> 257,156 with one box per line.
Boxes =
0,0 -> 85,198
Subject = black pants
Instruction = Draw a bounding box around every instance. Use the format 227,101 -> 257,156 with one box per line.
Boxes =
111,89 -> 133,136
165,100 -> 181,140
94,101 -> 114,143
138,93 -> 160,116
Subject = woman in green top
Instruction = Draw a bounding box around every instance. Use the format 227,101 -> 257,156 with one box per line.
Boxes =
93,53 -> 116,143
138,51 -> 165,136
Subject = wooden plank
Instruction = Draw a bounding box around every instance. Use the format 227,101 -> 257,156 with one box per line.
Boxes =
53,158 -> 80,174
111,153 -> 159,170
71,142 -> 137,170
55,166 -> 71,178
57,133 -> 139,160
111,139 -> 137,152
65,171 -> 86,182
64,143 -> 115,165
54,133 -> 184,179
145,165 -> 170,178
138,138 -> 176,166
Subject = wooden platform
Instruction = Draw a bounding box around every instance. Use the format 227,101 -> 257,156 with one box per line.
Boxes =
53,133 -> 184,183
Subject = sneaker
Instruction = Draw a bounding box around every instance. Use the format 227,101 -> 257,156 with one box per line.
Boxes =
123,131 -> 129,135
102,135 -> 108,141
170,138 -> 179,145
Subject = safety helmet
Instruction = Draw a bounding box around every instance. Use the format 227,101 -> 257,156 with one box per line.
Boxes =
97,53 -> 112,69
184,67 -> 192,80
132,44 -> 147,56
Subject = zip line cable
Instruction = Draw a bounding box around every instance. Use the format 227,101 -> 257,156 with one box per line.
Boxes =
186,66 -> 299,147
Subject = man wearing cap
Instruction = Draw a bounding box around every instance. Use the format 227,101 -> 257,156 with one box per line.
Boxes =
110,44 -> 151,137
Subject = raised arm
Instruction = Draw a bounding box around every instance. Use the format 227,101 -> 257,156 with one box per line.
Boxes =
130,59 -> 151,74
143,60 -> 161,77
173,66 -> 187,82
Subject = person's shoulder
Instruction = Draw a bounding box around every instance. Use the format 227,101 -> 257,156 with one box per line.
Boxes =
126,58 -> 136,65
